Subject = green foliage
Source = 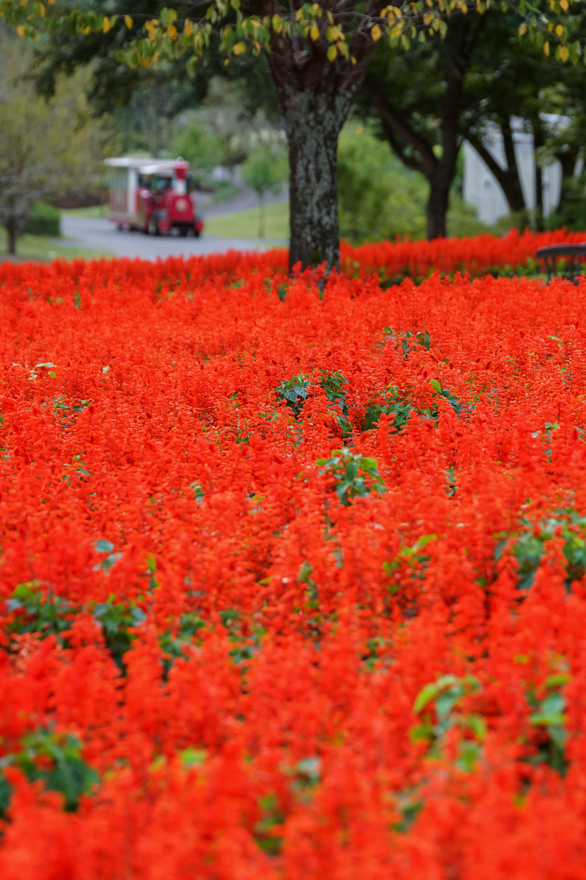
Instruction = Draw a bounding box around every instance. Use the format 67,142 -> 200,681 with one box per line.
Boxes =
363,386 -> 415,432
276,370 -> 348,432
316,448 -> 386,505
425,379 -> 465,418
496,509 -> 586,591
337,123 -> 493,244
276,375 -> 310,417
277,360 -> 465,439
5,582 -> 74,644
545,172 -> 586,231
319,369 -> 349,434
24,201 -> 61,237
241,145 -> 287,237
338,124 -> 428,244
160,612 -> 206,672
90,598 -> 146,670
173,123 -> 220,181
412,673 -> 486,771
527,673 -> 570,774
0,728 -> 98,815
241,145 -> 287,199
379,326 -> 431,357
4,581 -> 146,670
0,33 -> 117,254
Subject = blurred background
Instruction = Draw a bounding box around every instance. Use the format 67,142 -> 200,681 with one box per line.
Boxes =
1,8 -> 585,261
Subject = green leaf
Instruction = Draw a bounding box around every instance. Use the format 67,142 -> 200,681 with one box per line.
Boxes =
413,682 -> 440,714
180,747 -> 208,768
530,712 -> 567,726
544,673 -> 571,689
429,379 -> 442,393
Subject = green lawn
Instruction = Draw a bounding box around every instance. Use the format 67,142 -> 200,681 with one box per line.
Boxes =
205,200 -> 289,241
62,204 -> 109,219
0,229 -> 112,262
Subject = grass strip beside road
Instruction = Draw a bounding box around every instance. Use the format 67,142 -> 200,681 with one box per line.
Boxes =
205,201 -> 289,241
0,229 -> 113,262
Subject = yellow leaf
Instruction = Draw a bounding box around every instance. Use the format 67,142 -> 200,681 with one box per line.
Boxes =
16,24 -> 25,37
560,44 -> 569,61
38,3 -> 46,17
519,22 -> 527,35
555,23 -> 564,36
184,19 -> 193,36
233,40 -> 246,55
167,23 -> 178,40
371,24 -> 382,41
560,0 -> 569,9
327,44 -> 337,61
124,15 -> 133,29
224,58 -> 230,65
327,10 -> 334,23
272,14 -> 282,32
103,16 -> 111,33
351,55 -> 357,64
310,24 -> 319,40
544,40 -> 550,56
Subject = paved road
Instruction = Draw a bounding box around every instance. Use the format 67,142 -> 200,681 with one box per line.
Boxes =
56,185 -> 289,259
56,215 -> 286,259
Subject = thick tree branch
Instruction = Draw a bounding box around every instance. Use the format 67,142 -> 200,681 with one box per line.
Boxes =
361,78 -> 436,179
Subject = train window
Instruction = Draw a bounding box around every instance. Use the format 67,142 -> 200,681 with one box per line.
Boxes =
138,173 -> 151,188
153,175 -> 172,192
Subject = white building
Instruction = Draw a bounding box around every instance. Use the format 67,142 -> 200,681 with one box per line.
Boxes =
463,116 -> 565,225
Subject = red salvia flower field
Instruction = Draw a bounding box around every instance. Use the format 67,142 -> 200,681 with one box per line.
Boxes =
2,232 -> 586,878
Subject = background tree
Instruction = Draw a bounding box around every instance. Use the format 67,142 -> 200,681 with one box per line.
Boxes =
241,143 -> 288,236
0,30 -> 116,254
359,14 -> 483,239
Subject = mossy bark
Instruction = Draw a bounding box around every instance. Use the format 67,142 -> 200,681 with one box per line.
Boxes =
265,28 -> 372,273
282,90 -> 348,272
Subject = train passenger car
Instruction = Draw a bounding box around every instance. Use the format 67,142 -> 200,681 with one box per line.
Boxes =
104,157 -> 204,237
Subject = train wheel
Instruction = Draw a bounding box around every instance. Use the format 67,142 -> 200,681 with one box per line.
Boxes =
179,228 -> 188,237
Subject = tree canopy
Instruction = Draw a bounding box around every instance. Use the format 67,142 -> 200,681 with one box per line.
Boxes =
1,0 -> 580,269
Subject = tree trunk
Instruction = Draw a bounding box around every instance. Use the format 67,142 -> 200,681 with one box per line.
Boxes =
465,124 -> 528,226
427,165 -> 452,239
282,90 -> 347,271
258,196 -> 265,238
265,24 -> 372,272
427,60 -> 464,239
556,150 -> 580,215
532,119 -> 544,231
7,221 -> 17,255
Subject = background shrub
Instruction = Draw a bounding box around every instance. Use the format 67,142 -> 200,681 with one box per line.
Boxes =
25,201 -> 61,237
